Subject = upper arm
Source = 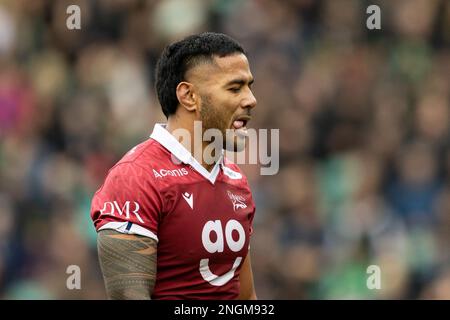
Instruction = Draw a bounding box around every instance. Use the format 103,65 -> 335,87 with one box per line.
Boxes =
238,253 -> 257,300
91,163 -> 162,299
97,229 -> 157,300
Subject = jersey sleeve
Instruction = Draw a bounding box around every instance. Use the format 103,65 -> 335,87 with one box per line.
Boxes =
249,200 -> 256,237
90,162 -> 163,242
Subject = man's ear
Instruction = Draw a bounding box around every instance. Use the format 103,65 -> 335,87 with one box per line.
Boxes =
176,82 -> 197,112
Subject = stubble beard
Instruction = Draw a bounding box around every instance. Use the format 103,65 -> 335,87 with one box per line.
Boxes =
199,95 -> 242,153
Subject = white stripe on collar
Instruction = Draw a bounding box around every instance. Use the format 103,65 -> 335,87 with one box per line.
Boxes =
150,123 -> 224,184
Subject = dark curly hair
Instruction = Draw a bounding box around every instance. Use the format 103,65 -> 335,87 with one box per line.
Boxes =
155,32 -> 245,118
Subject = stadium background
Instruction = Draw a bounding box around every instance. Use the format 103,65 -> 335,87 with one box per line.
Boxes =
0,0 -> 449,299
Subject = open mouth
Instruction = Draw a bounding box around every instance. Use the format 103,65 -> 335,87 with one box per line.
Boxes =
232,115 -> 251,137
232,116 -> 251,130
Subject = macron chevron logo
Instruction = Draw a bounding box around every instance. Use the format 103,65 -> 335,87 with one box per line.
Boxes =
182,192 -> 193,209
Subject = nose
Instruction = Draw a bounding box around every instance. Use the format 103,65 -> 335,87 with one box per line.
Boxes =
243,90 -> 257,110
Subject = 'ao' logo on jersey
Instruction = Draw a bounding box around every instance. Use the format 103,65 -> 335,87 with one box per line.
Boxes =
227,191 -> 247,211
199,219 -> 246,286
100,201 -> 144,223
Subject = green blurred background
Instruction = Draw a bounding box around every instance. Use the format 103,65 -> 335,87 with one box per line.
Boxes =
0,0 -> 449,299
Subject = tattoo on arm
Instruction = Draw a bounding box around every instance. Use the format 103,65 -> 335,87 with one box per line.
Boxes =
97,229 -> 157,300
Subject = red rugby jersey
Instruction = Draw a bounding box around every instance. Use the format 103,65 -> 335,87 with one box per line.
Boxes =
91,124 -> 256,299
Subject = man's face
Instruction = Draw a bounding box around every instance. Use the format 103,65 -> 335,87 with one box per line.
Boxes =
186,53 -> 257,152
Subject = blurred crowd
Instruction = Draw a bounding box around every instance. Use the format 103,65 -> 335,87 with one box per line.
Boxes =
0,0 -> 449,299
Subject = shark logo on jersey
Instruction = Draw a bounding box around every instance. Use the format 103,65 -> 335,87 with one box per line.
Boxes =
227,191 -> 247,212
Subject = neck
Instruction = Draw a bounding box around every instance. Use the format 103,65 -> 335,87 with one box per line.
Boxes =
166,115 -> 221,172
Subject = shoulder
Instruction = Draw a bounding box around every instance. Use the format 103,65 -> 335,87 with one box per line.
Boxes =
117,138 -> 167,167
223,157 -> 244,177
98,139 -> 170,194
91,139 -> 166,223
221,157 -> 252,191
110,138 -> 174,177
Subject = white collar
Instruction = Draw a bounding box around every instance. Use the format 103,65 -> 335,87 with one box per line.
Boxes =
150,123 -> 224,184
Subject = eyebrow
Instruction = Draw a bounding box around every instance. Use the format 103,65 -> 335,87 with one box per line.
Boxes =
225,78 -> 254,87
